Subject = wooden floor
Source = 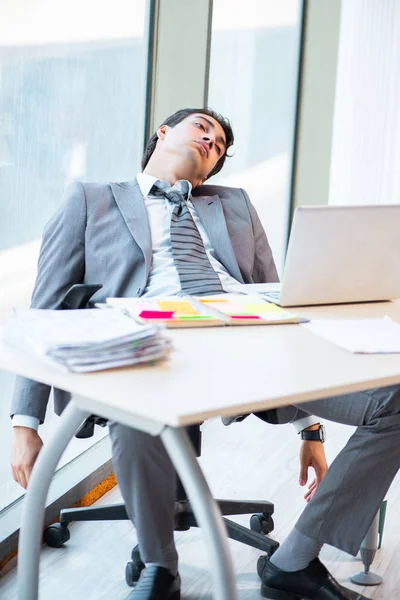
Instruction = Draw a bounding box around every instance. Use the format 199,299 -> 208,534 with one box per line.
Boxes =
1,415 -> 399,599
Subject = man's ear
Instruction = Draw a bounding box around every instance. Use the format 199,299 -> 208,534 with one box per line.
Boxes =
157,124 -> 168,140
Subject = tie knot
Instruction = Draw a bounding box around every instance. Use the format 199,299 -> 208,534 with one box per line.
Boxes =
150,180 -> 190,204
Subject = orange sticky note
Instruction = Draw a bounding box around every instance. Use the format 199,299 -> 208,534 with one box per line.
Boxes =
157,300 -> 198,315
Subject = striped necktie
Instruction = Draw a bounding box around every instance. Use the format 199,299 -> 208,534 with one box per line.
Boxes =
150,180 -> 224,296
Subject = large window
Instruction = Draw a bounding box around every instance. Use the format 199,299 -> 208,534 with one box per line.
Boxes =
208,0 -> 303,274
0,0 -> 149,514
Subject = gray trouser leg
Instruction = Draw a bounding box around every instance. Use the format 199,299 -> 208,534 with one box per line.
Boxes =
108,421 -> 178,573
293,384 -> 400,556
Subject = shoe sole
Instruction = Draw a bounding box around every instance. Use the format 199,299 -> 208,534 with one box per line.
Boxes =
261,583 -> 301,599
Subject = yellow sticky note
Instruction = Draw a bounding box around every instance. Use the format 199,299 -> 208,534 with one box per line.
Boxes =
157,300 -> 198,315
245,303 -> 284,314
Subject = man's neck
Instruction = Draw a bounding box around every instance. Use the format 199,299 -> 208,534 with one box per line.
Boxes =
143,160 -> 201,189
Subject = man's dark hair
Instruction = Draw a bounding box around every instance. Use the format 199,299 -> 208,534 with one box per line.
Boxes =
141,108 -> 234,180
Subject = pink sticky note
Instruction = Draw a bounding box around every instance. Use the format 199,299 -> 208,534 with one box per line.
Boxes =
139,310 -> 175,319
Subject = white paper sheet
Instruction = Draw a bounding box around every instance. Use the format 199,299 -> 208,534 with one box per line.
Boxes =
304,316 -> 400,353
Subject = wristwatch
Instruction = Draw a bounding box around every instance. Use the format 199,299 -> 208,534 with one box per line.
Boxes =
300,424 -> 325,443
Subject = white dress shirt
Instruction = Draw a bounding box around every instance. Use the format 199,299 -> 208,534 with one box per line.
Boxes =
12,174 -> 320,433
138,173 -> 241,296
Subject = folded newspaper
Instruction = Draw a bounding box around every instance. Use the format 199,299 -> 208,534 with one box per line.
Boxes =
1,308 -> 170,372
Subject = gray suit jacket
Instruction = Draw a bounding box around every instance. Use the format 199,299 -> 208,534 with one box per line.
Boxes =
11,178 -> 279,423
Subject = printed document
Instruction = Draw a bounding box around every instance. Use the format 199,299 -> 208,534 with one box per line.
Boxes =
304,316 -> 400,353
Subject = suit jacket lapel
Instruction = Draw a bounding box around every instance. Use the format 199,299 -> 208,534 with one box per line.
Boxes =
192,194 -> 244,283
110,179 -> 152,280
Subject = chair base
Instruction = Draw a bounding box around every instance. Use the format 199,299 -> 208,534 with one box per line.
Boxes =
125,499 -> 279,586
46,498 -> 279,587
55,498 -> 278,555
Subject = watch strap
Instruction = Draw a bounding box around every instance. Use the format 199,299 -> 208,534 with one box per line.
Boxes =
300,425 -> 325,443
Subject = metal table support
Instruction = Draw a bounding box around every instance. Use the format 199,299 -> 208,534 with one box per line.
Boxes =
17,401 -> 238,599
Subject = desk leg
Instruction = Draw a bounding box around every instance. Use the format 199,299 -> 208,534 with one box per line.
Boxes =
17,402 -> 90,600
161,426 -> 238,600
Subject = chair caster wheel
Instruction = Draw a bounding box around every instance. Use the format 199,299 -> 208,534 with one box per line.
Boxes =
250,513 -> 274,535
43,523 -> 70,548
125,559 -> 145,587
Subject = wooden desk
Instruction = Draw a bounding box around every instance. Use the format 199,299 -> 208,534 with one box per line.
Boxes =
2,300 -> 400,599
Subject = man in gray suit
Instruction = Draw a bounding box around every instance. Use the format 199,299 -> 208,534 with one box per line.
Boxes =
10,107 -> 400,599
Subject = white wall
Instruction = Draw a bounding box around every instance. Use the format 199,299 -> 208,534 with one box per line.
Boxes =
330,0 -> 400,205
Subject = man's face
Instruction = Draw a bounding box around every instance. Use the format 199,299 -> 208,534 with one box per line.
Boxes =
157,113 -> 227,182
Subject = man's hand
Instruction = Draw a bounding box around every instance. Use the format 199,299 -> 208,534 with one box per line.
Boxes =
299,426 -> 328,503
11,427 -> 43,489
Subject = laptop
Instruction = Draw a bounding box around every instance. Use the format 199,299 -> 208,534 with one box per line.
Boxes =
236,205 -> 400,307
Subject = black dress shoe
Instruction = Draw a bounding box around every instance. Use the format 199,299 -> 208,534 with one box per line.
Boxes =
257,555 -> 372,600
126,566 -> 180,599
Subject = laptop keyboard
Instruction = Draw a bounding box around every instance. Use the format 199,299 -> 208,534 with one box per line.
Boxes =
264,292 -> 281,300
260,291 -> 281,303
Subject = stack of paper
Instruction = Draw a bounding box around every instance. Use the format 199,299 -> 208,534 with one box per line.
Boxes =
1,308 -> 170,372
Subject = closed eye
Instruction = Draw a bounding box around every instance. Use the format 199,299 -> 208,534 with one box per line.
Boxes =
194,121 -> 222,155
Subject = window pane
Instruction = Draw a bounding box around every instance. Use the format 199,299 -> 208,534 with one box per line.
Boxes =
0,0 -> 148,511
208,0 -> 303,274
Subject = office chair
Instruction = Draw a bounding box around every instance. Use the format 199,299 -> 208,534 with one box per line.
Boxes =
43,284 -> 279,586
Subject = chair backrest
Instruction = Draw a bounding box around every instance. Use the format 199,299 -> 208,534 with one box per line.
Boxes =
62,284 -> 103,309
